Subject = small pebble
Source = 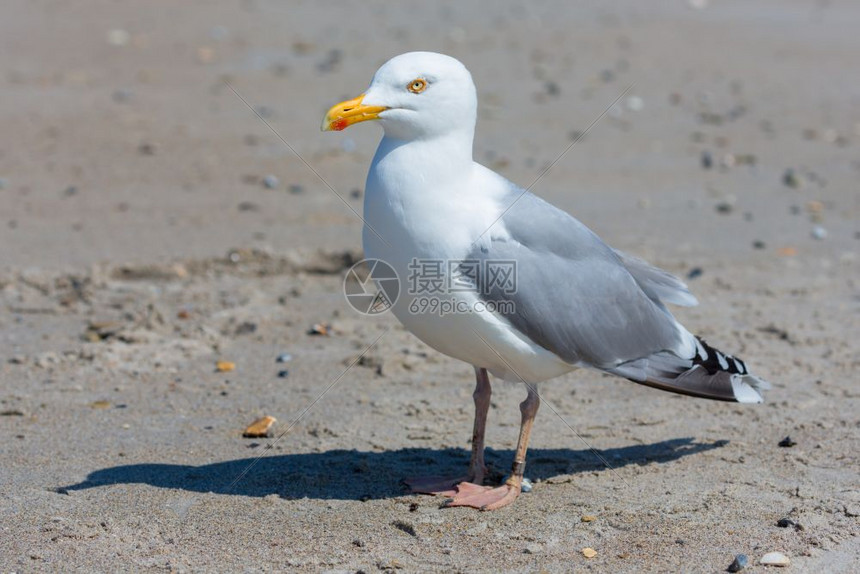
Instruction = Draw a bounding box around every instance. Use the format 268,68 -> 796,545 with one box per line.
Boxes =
806,200 -> 823,214
752,240 -> 766,250
715,202 -> 734,214
701,150 -> 713,169
254,105 -> 274,118
727,553 -> 749,572
216,360 -> 236,373
777,518 -> 803,530
581,547 -> 597,559
308,323 -> 331,336
234,322 -> 257,336
196,47 -> 215,64
243,415 -> 276,438
262,175 -> 280,189
783,169 -> 801,189
500,475 -> 533,493
524,543 -> 542,554
277,370 -> 289,378
581,515 -> 596,522
626,95 -> 644,111
276,353 -> 292,363
778,436 -> 797,447
687,267 -> 703,280
288,184 -> 304,194
811,226 -> 827,240
759,552 -> 790,567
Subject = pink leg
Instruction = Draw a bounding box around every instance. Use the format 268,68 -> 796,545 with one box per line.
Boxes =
404,367 -> 491,496
446,384 -> 540,510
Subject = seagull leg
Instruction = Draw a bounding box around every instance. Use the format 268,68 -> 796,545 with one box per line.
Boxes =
467,366 -> 491,483
404,367 -> 491,496
446,384 -> 539,510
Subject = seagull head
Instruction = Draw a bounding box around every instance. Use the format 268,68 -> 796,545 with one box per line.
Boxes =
322,51 -> 477,141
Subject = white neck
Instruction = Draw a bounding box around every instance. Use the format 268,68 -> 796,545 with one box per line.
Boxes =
370,128 -> 475,192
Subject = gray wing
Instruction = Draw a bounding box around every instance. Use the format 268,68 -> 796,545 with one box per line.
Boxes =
472,190 -> 690,368
612,250 -> 698,308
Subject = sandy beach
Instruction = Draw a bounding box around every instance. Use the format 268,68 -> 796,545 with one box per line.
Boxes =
1,1 -> 859,571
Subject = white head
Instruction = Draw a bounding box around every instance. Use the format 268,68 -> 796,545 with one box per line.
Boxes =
322,52 -> 477,141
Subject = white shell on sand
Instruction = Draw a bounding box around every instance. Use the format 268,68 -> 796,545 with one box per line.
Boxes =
760,552 -> 791,566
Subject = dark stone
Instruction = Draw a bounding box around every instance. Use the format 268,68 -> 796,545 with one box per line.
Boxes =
727,554 -> 748,572
778,436 -> 797,448
391,521 -> 417,537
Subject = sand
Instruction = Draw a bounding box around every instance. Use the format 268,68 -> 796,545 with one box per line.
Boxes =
1,0 -> 859,571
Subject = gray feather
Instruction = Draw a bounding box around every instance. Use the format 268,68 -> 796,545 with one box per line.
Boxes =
474,190 -> 688,368
474,188 -> 769,403
613,250 -> 698,308
608,350 -> 770,403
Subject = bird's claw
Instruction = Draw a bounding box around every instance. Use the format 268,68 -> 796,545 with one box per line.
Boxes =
444,481 -> 520,510
403,475 -> 469,497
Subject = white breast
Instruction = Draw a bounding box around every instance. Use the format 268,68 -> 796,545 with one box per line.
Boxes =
362,139 -> 574,384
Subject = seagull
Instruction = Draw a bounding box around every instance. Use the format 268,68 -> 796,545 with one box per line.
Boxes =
322,52 -> 770,510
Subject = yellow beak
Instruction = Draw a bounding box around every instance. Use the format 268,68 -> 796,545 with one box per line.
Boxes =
321,94 -> 387,132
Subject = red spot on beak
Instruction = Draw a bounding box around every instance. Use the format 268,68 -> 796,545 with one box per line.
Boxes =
332,118 -> 348,131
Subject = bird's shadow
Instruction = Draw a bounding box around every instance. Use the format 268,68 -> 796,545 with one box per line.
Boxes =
59,438 -> 726,501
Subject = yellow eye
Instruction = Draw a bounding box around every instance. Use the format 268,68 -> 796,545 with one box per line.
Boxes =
408,78 -> 427,94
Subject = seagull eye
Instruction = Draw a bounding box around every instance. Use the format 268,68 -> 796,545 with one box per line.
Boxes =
407,78 -> 427,94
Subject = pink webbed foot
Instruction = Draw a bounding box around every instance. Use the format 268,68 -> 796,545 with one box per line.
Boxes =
403,475 -> 470,497
444,481 -> 520,510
